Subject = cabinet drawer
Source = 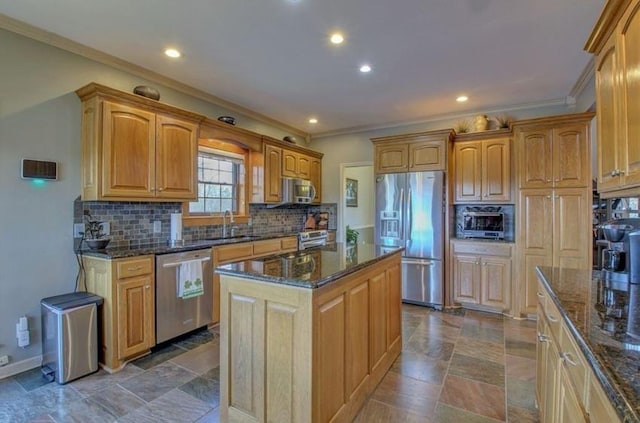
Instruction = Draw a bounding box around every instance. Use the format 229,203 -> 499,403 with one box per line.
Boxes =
545,297 -> 562,342
452,241 -> 512,257
536,280 -> 547,308
559,323 -> 588,406
217,243 -> 254,263
281,236 -> 298,250
115,257 -> 153,279
253,239 -> 281,256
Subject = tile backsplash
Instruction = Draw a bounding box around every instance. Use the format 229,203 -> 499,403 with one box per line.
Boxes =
73,198 -> 337,250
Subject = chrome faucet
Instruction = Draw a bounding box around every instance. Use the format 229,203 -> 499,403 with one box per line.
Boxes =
222,210 -> 234,238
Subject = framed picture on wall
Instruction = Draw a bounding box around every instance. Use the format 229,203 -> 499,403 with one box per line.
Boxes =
346,178 -> 358,207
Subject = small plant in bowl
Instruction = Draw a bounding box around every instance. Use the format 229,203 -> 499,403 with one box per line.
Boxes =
346,225 -> 359,244
494,114 -> 510,129
455,120 -> 470,134
83,214 -> 110,250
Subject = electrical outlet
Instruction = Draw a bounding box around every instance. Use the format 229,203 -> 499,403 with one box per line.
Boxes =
0,355 -> 8,366
73,223 -> 85,238
153,221 -> 161,234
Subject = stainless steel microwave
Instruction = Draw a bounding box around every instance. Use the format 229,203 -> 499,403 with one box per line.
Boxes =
462,208 -> 505,240
282,177 -> 316,204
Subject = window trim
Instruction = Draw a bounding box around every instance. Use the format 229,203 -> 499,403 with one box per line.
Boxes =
182,139 -> 251,227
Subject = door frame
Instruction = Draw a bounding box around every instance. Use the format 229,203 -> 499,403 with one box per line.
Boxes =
338,162 -> 373,243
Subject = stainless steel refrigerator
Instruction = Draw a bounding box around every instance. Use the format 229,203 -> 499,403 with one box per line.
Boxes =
375,171 -> 444,307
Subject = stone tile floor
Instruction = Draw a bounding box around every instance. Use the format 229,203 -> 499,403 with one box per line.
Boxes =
0,305 -> 538,422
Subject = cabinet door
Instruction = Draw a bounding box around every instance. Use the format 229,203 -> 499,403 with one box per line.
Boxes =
409,140 -> 446,171
483,138 -> 511,201
454,142 -> 482,202
282,150 -> 298,177
595,35 -> 622,191
155,115 -> 198,199
297,154 -> 311,178
264,145 -> 282,203
102,102 -> 155,198
552,124 -> 589,188
557,365 -> 588,423
369,272 -> 388,373
117,275 -> 154,359
553,189 -> 591,270
619,2 -> 640,188
519,190 -> 554,316
386,261 -> 402,349
518,128 -> 553,189
480,256 -> 511,309
544,337 -> 560,423
452,254 -> 480,304
310,158 -> 322,203
536,312 -> 548,415
375,144 -> 408,173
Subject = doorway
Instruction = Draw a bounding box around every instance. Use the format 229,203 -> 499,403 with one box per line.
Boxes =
339,162 -> 374,244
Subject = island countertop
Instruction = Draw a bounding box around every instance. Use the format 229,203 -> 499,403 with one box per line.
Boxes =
216,243 -> 404,289
536,266 -> 640,422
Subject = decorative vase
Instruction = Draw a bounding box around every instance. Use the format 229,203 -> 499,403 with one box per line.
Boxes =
474,115 -> 489,131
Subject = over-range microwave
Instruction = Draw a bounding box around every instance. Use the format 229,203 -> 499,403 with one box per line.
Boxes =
282,177 -> 316,204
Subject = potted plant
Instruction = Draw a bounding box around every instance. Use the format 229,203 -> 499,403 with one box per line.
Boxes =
455,120 -> 470,134
494,114 -> 510,129
83,214 -> 110,250
346,225 -> 359,244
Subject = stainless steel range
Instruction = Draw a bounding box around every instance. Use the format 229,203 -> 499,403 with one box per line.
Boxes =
298,229 -> 328,250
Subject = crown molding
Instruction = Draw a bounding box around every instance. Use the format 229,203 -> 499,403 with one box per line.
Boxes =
0,13 -> 308,138
570,58 -> 595,100
310,97 -> 570,140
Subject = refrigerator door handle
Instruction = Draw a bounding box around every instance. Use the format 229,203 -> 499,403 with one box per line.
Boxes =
399,188 -> 405,241
407,188 -> 412,241
402,258 -> 435,266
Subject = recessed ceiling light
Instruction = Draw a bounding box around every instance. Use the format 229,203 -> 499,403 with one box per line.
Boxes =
456,95 -> 469,103
360,64 -> 372,73
164,48 -> 182,58
330,33 -> 344,45
309,118 -> 318,124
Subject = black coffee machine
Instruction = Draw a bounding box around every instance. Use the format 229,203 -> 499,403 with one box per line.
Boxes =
601,219 -> 640,284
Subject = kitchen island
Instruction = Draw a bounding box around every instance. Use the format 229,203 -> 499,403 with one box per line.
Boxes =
216,243 -> 403,423
536,266 -> 640,422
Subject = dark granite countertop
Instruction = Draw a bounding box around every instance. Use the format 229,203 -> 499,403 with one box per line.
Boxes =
80,233 -> 299,259
216,243 -> 404,289
536,266 -> 640,423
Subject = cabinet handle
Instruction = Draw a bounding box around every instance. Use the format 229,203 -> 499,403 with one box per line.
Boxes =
158,188 -> 163,192
548,315 -> 558,323
546,195 -> 552,199
537,333 -> 550,343
482,262 -> 487,266
145,285 -> 151,289
619,170 -> 626,176
537,292 -> 545,298
561,352 -> 579,367
546,179 -> 552,182
128,266 -> 143,271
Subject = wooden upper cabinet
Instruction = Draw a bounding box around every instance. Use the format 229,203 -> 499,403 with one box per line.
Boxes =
371,129 -> 454,174
454,133 -> 511,203
408,140 -> 446,171
264,144 -> 282,203
586,0 -> 640,195
102,102 -> 156,198
297,155 -> 311,178
515,114 -> 592,190
310,157 -> 322,203
155,115 -> 198,199
454,142 -> 482,202
375,144 -> 409,173
77,83 -> 203,201
282,150 -> 298,177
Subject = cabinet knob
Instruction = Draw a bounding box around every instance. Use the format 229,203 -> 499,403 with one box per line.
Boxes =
546,179 -> 552,182
537,333 -> 550,343
546,195 -> 552,199
158,188 -> 163,192
145,285 -> 151,289
561,352 -> 578,367
619,170 -> 626,176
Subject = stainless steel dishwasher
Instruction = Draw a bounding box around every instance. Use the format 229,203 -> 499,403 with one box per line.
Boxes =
155,248 -> 213,344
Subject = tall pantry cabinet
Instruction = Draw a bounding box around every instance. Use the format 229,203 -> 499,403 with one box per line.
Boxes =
513,113 -> 594,317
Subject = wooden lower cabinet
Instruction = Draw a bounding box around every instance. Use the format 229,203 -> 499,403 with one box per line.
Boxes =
212,237 -> 298,324
451,240 -> 512,314
219,253 -> 402,423
83,255 -> 155,372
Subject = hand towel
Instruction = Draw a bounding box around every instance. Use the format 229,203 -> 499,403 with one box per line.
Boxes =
177,259 -> 204,299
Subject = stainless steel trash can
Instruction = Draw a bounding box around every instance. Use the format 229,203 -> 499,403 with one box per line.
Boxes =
41,292 -> 103,384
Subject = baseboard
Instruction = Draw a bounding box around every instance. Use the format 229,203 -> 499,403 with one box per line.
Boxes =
0,355 -> 42,380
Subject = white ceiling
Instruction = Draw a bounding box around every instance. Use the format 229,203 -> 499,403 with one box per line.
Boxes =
0,0 -> 605,136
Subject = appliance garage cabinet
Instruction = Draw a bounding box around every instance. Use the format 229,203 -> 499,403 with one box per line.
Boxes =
513,113 -> 593,317
450,240 -> 512,314
372,129 -> 454,174
76,83 -> 203,201
586,0 -> 640,196
453,130 -> 512,203
82,255 -> 155,372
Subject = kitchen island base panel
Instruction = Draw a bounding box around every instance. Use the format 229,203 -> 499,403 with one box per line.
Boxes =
220,252 -> 402,423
